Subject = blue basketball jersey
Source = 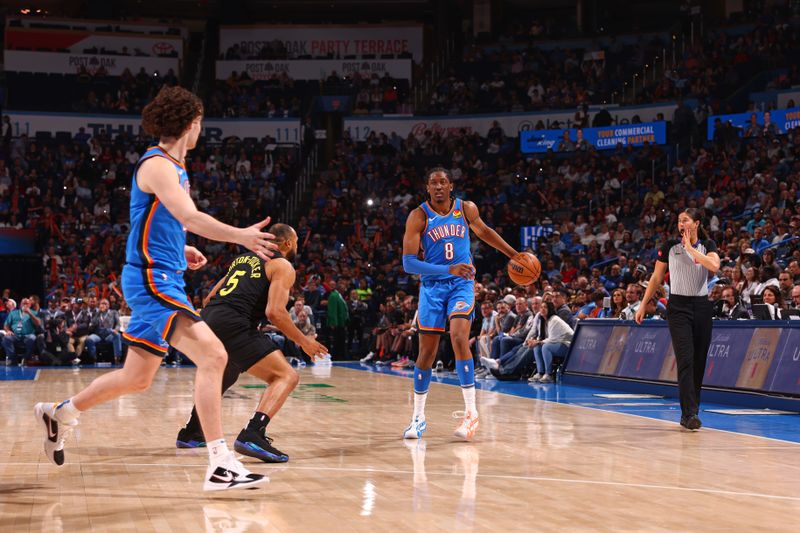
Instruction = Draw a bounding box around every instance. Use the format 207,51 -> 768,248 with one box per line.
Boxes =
419,198 -> 472,282
125,146 -> 190,272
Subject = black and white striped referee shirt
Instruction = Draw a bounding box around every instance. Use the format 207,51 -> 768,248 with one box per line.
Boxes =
656,239 -> 717,297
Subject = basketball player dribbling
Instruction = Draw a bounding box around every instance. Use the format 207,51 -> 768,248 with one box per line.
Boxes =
34,86 -> 278,491
176,224 -> 328,462
402,168 -> 519,440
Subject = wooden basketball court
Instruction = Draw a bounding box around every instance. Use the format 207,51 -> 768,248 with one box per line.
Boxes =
2,365 -> 798,531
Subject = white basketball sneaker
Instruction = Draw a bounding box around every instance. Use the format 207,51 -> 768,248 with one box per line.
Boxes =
34,402 -> 78,466
453,411 -> 480,441
203,452 -> 268,492
403,415 -> 427,439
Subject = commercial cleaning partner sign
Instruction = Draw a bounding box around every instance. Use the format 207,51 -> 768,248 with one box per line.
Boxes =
519,121 -> 666,153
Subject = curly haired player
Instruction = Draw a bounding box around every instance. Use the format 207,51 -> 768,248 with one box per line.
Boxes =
34,86 -> 278,491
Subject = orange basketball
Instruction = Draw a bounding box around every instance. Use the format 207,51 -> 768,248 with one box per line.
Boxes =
508,252 -> 541,286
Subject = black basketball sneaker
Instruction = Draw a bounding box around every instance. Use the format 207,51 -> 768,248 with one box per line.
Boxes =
234,428 -> 289,463
176,426 -> 207,448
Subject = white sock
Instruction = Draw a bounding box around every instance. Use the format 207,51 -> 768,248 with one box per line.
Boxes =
462,386 -> 477,417
208,439 -> 230,464
55,399 -> 81,423
413,392 -> 427,419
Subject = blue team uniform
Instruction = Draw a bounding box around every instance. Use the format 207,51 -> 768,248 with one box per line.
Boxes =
121,146 -> 200,356
416,198 -> 475,333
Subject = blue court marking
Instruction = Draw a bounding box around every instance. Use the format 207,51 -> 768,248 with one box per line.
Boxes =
335,362 -> 800,445
0,366 -> 40,381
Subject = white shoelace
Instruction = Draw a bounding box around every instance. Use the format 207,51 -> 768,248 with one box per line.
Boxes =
219,453 -> 252,477
55,423 -> 76,451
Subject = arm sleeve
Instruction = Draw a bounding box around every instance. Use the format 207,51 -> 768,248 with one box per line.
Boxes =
704,240 -> 718,253
403,254 -> 450,276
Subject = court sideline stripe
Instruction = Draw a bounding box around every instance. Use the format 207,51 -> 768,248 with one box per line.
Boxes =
4,461 -> 799,503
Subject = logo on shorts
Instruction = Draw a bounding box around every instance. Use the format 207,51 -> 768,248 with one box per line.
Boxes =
454,301 -> 468,311
452,210 -> 463,218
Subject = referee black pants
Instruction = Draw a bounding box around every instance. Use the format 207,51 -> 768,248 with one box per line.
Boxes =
667,295 -> 713,418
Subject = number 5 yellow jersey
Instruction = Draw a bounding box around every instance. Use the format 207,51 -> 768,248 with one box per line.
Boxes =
204,251 -> 279,329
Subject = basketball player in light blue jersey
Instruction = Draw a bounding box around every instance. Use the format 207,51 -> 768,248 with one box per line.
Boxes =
402,168 -> 519,441
34,86 -> 278,491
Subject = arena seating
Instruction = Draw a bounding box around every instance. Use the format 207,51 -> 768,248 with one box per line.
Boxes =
423,21 -> 800,115
2,11 -> 800,371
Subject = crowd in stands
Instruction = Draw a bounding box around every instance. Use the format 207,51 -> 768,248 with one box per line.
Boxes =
324,71 -> 412,115
429,46 -> 610,115
28,15 -> 800,119
631,23 -> 800,108
0,294 -> 127,366
53,65 -> 408,119
426,14 -> 800,116
277,114 -> 798,377
2,101 -> 800,375
0,117 -> 300,365
10,57 -> 403,119
3,7 -> 800,376
209,73 -> 302,118
74,67 -> 180,114
7,67 -> 180,115
2,111 -> 799,371
498,17 -> 555,42
210,68 -> 412,118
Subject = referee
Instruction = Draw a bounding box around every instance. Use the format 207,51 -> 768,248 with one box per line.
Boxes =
636,208 -> 720,431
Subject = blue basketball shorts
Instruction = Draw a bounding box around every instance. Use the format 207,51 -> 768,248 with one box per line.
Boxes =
416,277 -> 475,334
121,264 -> 201,356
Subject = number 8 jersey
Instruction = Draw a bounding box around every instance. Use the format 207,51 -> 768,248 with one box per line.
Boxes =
419,198 -> 472,282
